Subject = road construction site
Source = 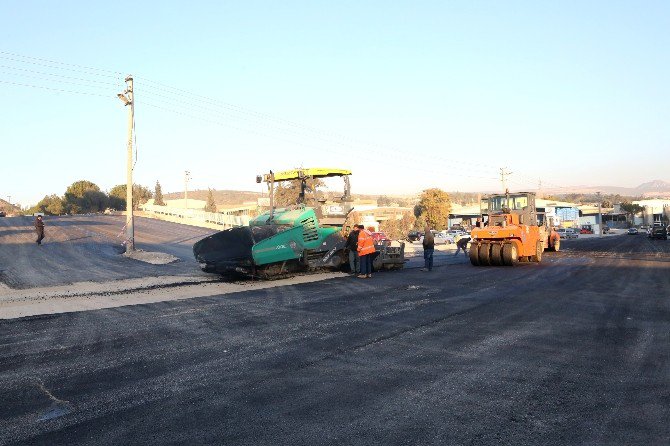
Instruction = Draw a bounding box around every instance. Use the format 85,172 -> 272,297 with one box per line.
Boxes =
1,215 -> 669,445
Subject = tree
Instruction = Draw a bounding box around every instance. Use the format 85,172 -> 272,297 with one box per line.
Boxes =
66,180 -> 100,198
63,180 -> 107,214
273,178 -> 325,207
620,202 -> 645,226
27,194 -> 65,216
416,188 -> 451,230
379,212 -> 416,240
205,188 -> 217,213
108,184 -> 153,210
154,181 -> 165,206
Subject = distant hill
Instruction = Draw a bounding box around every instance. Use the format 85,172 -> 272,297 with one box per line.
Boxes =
0,199 -> 22,215
162,181 -> 670,209
545,180 -> 670,198
634,180 -> 670,197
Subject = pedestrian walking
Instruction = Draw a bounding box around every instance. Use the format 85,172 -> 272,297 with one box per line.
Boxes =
346,225 -> 360,275
34,215 -> 45,245
454,236 -> 470,256
357,224 -> 376,278
422,225 -> 434,271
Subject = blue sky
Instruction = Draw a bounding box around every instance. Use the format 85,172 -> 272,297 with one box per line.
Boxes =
2,1 -> 669,207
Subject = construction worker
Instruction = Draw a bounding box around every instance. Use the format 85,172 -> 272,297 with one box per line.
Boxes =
356,224 -> 375,278
422,225 -> 434,271
346,225 -> 360,275
454,236 -> 470,256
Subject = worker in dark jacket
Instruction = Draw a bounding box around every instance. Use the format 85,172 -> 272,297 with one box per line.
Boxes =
454,236 -> 470,256
346,225 -> 360,275
34,215 -> 45,245
422,225 -> 434,271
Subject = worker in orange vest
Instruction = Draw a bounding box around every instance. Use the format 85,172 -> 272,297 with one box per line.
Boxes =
356,224 -> 376,278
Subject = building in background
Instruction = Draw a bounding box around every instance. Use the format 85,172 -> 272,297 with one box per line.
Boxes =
633,199 -> 670,225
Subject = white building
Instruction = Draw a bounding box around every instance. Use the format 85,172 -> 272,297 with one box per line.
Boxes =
632,199 -> 670,225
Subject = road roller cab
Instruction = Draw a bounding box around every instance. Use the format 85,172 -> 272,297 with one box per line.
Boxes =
469,191 -> 559,266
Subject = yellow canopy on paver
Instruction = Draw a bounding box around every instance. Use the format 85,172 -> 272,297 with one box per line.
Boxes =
260,168 -> 351,183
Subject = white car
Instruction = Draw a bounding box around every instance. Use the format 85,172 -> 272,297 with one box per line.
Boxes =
419,232 -> 454,245
556,228 -> 578,239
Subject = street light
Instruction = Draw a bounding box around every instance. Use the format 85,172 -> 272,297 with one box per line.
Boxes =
117,93 -> 130,106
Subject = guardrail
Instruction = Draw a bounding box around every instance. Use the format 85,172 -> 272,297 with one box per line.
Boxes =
141,204 -> 250,229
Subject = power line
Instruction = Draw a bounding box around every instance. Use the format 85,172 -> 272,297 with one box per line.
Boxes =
140,99 -> 497,182
0,64 -> 122,86
0,50 -> 124,76
0,50 -> 501,176
0,72 -> 122,92
136,77 -> 503,174
1,50 -> 575,191
0,79 -> 114,98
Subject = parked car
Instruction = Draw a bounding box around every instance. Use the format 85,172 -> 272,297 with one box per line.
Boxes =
627,227 -> 639,235
649,225 -> 668,240
371,232 -> 390,243
419,232 -> 454,245
556,228 -> 578,239
434,232 -> 454,245
602,226 -> 611,234
580,225 -> 594,234
446,229 -> 464,238
407,231 -> 422,242
0,211 -> 5,217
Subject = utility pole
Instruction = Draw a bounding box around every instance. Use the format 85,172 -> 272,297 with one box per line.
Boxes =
596,191 -> 602,237
118,75 -> 135,251
184,171 -> 191,210
499,167 -> 513,193
7,196 -> 11,205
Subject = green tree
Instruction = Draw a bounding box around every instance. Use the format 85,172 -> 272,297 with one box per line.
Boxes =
27,194 -> 65,216
154,181 -> 165,206
273,178 -> 325,207
63,180 -> 107,214
620,202 -> 645,226
205,188 -> 217,213
108,184 -> 153,210
416,188 -> 451,230
66,180 -> 100,198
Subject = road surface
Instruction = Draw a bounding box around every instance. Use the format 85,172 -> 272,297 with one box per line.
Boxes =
1,230 -> 669,445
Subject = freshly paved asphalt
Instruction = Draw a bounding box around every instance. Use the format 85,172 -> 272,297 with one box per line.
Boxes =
1,232 -> 669,445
